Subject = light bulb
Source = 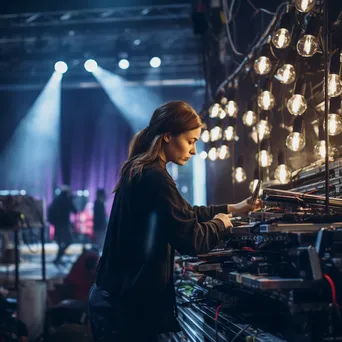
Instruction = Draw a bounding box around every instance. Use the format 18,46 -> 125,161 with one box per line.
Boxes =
254,56 -> 272,75
328,74 -> 342,97
208,147 -> 218,161
275,164 -> 291,184
200,151 -> 208,160
286,132 -> 305,151
219,109 -> 227,119
297,35 -> 318,57
258,91 -> 275,110
325,114 -> 342,136
249,179 -> 263,195
256,120 -> 271,141
224,101 -> 238,117
275,64 -> 296,84
209,103 -> 220,118
295,0 -> 316,13
272,28 -> 291,49
201,129 -> 210,143
224,126 -> 235,141
314,140 -> 333,159
233,167 -> 247,183
221,97 -> 228,105
287,94 -> 307,116
218,145 -> 230,160
210,127 -> 222,142
257,150 -> 273,167
242,111 -> 257,126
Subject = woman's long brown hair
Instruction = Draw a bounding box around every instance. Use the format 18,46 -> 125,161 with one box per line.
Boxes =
113,101 -> 202,192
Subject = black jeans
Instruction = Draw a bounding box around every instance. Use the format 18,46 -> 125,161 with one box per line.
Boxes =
88,284 -> 159,342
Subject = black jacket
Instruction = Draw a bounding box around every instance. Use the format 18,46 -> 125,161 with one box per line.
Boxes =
96,160 -> 228,333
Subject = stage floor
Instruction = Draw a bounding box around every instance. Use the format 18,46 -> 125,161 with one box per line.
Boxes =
0,242 -> 87,287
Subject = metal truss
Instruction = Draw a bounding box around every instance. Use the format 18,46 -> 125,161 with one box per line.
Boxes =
0,4 -> 191,28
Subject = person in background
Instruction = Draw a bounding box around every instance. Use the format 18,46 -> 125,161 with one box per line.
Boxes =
93,189 -> 107,251
50,185 -> 77,266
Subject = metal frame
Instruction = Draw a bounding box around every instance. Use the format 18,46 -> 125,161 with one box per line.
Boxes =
0,4 -> 191,28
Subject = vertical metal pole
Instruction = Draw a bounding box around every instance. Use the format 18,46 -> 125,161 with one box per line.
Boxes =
41,225 -> 46,281
323,0 -> 330,214
14,230 -> 19,292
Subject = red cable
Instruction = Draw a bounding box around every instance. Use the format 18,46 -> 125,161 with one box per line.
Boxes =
182,266 -> 187,276
215,304 -> 222,321
242,247 -> 256,252
324,274 -> 340,309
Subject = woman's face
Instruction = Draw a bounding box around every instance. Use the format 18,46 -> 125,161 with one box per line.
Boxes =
163,127 -> 201,166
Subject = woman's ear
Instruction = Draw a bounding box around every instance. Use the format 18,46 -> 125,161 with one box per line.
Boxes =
163,133 -> 172,143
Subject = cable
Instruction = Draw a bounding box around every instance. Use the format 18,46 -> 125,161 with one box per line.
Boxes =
247,0 -> 277,16
230,324 -> 252,342
323,274 -> 340,310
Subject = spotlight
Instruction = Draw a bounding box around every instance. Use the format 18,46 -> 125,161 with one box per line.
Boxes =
150,57 -> 161,68
84,59 -> 98,72
118,59 -> 130,70
54,61 -> 68,74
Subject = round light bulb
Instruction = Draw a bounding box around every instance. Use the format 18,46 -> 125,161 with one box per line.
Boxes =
328,74 -> 342,97
218,145 -> 230,160
258,91 -> 275,110
272,28 -> 291,49
209,103 -> 220,118
224,126 -> 235,141
84,59 -> 98,72
286,132 -> 305,152
287,94 -> 307,116
295,0 -> 316,12
257,150 -> 273,167
54,61 -> 68,74
275,164 -> 291,184
224,101 -> 238,117
242,111 -> 257,126
297,35 -> 319,57
208,147 -> 218,161
249,179 -> 263,195
325,114 -> 342,136
210,126 -> 222,142
256,120 -> 271,141
275,64 -> 296,84
233,167 -> 247,183
201,129 -> 210,143
254,56 -> 272,75
200,151 -> 208,160
314,141 -> 333,159
221,97 -> 228,105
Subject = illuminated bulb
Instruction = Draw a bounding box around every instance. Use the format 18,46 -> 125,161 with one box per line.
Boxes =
218,145 -> 230,160
314,141 -> 333,159
275,64 -> 296,84
286,132 -> 305,151
272,28 -> 291,49
210,126 -> 222,142
209,103 -> 220,118
221,97 -> 228,105
325,114 -> 342,136
224,126 -> 235,141
328,74 -> 342,97
249,179 -> 263,195
242,111 -> 257,126
201,129 -> 210,143
208,147 -> 218,161
258,91 -> 275,110
254,56 -> 272,75
257,150 -> 273,167
256,120 -> 271,141
233,167 -> 247,183
200,151 -> 208,160
224,101 -> 238,117
297,35 -> 318,57
274,164 -> 291,184
287,94 -> 307,116
295,0 -> 316,12
219,109 -> 227,120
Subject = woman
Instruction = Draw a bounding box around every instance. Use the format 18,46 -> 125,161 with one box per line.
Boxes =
88,101 -> 260,341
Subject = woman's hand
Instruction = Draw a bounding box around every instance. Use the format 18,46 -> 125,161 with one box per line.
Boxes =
213,213 -> 233,229
229,197 -> 263,216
